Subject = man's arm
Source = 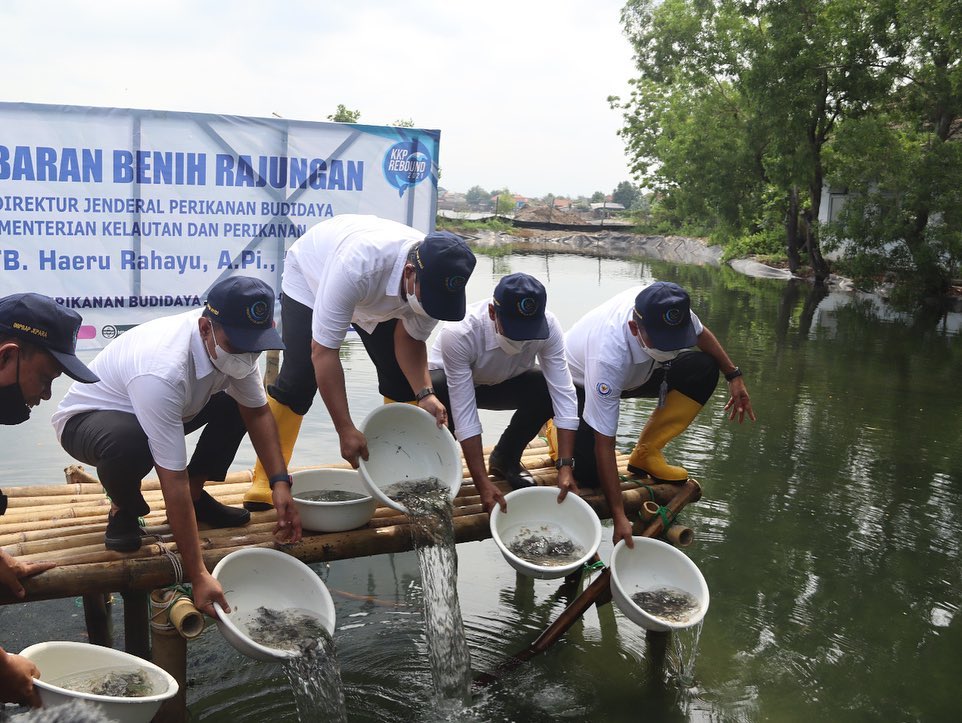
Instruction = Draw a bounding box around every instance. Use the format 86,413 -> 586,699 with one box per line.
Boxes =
0,549 -> 55,599
696,326 -> 755,423
594,430 -> 634,548
313,341 -> 368,467
460,434 -> 506,513
554,427 -> 580,502
394,323 -> 447,426
155,465 -> 229,615
238,403 -> 302,543
0,647 -> 41,707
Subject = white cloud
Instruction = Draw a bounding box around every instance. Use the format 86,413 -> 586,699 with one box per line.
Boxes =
1,0 -> 637,197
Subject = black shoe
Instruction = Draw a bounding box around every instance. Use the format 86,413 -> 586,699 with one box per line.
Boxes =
194,490 -> 251,528
104,510 -> 145,552
488,449 -> 535,490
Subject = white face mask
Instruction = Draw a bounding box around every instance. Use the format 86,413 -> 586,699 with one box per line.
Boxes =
495,332 -> 525,356
640,339 -> 680,364
204,323 -> 260,379
406,284 -> 430,318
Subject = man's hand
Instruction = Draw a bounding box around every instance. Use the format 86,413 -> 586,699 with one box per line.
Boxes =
0,549 -> 55,599
418,394 -> 448,428
339,427 -> 369,469
724,377 -> 756,423
555,467 -> 580,503
192,571 -> 229,617
477,478 -> 506,514
612,514 -> 635,549
271,483 -> 303,543
0,650 -> 42,707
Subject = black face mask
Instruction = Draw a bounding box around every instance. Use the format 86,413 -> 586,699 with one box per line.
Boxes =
0,352 -> 31,425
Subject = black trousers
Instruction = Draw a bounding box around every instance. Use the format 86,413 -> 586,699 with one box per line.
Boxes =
572,350 -> 719,486
59,392 -> 247,517
429,368 -> 555,463
269,294 -> 416,413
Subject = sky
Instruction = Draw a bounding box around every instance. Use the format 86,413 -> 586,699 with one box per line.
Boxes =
0,0 -> 638,200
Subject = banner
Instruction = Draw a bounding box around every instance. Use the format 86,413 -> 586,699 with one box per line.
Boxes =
0,102 -> 440,347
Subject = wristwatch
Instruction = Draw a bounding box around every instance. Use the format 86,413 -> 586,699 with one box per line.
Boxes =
724,366 -> 743,382
268,473 -> 293,490
415,386 -> 435,401
555,457 -> 576,470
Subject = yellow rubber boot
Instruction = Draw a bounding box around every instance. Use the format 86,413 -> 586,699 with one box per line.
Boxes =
626,390 -> 702,482
382,396 -> 419,405
244,397 -> 304,511
544,419 -> 559,462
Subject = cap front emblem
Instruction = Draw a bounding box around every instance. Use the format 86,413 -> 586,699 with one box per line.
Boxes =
247,300 -> 270,325
663,307 -> 684,326
517,297 -> 539,317
445,275 -> 467,292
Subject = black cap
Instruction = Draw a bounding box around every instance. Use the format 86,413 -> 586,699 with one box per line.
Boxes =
202,276 -> 285,352
0,293 -> 99,383
633,282 -> 698,351
413,231 -> 476,321
493,273 -> 549,341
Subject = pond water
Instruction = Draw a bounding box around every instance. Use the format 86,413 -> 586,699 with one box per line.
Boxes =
2,252 -> 961,722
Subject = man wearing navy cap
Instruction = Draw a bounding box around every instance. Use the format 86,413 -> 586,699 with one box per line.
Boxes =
428,273 -> 579,513
0,292 -> 100,708
52,276 -> 302,618
561,281 -> 754,547
242,214 -> 477,509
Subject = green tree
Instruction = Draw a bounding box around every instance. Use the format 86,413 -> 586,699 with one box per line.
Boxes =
492,189 -> 516,215
392,118 -> 415,127
328,104 -> 361,123
611,181 -> 640,209
465,185 -> 490,207
825,0 -> 962,300
616,0 -> 894,284
590,191 -> 606,203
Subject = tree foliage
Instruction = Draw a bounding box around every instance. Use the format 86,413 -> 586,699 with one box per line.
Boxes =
328,104 -> 361,123
465,185 -> 490,207
611,181 -> 640,209
615,0 -> 961,300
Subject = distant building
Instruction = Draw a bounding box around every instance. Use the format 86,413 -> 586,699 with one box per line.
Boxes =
590,201 -> 625,219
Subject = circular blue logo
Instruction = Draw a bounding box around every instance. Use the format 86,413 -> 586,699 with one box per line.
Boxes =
596,382 -> 612,397
247,300 -> 270,325
517,297 -> 539,317
445,275 -> 467,292
383,140 -> 433,198
663,307 -> 684,326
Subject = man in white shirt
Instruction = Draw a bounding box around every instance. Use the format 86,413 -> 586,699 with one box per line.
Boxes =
243,214 -> 476,509
428,273 -> 580,512
0,292 -> 99,709
53,276 -> 302,617
563,281 -> 754,546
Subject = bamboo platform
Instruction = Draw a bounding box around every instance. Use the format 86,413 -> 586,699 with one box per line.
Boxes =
0,439 -> 684,606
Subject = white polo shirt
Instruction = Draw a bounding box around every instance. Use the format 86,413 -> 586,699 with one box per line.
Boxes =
564,286 -> 704,437
428,299 -> 579,442
282,214 -> 438,347
52,308 -> 268,471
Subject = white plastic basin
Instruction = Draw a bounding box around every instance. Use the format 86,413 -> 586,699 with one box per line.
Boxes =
357,403 -> 462,514
19,640 -> 178,723
291,468 -> 377,532
489,486 -> 602,579
609,537 -> 710,631
211,547 -> 335,661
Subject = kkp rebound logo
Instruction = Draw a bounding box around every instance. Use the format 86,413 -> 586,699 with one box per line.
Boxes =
383,140 -> 432,197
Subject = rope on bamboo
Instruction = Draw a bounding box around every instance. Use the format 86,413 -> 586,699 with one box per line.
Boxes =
155,536 -> 184,585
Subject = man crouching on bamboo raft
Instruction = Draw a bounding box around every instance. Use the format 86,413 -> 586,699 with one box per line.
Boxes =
52,276 -> 302,616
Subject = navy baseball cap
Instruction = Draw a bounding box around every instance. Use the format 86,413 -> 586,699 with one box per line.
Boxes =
203,276 -> 285,352
633,282 -> 698,351
493,273 -> 549,341
0,293 -> 99,383
414,231 -> 477,321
